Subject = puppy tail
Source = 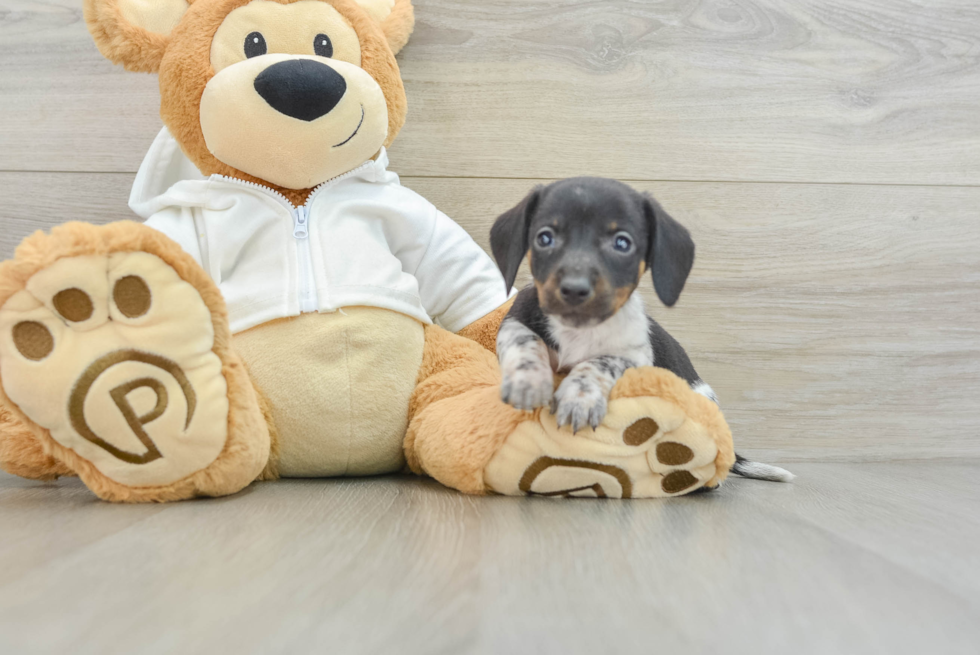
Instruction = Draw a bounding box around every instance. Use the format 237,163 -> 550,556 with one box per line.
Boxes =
730,453 -> 795,483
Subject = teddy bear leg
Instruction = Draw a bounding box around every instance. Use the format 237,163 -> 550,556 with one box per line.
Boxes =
485,368 -> 736,498
0,222 -> 270,502
406,323 -> 735,498
405,324 -> 533,494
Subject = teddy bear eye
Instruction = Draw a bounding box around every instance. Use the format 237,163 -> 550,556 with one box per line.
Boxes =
313,33 -> 333,58
244,32 -> 267,58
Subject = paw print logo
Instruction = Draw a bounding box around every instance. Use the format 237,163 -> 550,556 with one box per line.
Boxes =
519,456 -> 634,498
68,350 -> 196,465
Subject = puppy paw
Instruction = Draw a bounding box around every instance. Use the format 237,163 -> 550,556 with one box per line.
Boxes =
552,375 -> 607,432
500,363 -> 554,411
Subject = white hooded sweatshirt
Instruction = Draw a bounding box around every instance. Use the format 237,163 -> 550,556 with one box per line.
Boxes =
129,128 -> 508,334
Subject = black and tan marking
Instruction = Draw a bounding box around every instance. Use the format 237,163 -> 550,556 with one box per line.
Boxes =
490,177 -> 694,328
491,177 -> 794,484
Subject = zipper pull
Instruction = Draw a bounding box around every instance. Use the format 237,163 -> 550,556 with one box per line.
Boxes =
293,206 -> 309,239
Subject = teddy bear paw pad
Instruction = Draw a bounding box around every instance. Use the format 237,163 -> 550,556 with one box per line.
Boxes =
485,396 -> 719,498
0,253 -> 229,487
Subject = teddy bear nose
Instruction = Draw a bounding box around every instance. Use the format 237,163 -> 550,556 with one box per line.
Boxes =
253,59 -> 347,122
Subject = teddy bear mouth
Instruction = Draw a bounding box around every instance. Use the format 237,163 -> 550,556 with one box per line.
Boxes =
333,104 -> 365,148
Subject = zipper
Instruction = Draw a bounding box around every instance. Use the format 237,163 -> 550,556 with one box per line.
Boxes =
211,160 -> 378,315
292,205 -> 316,312
292,204 -> 309,239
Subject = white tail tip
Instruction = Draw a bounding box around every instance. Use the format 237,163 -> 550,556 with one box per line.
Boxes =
732,459 -> 796,483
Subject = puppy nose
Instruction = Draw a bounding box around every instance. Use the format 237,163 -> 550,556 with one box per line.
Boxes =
254,59 -> 347,122
559,277 -> 594,306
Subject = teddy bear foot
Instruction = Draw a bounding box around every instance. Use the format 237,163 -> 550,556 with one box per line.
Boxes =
485,368 -> 735,498
0,223 -> 269,502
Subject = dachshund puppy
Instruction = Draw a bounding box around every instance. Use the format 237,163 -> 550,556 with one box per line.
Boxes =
490,177 -> 793,483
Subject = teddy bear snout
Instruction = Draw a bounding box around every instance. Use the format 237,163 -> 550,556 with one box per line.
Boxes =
253,59 -> 347,122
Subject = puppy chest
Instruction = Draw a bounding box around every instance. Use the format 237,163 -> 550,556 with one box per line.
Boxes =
547,297 -> 654,371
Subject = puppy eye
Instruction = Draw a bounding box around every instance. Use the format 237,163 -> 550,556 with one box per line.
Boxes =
244,32 -> 267,58
613,234 -> 633,252
314,33 -> 333,58
535,229 -> 556,248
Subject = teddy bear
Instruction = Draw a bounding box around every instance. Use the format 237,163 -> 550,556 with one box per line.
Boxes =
0,0 -> 734,502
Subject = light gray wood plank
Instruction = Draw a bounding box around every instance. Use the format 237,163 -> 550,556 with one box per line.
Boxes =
2,1 -> 980,184
0,172 -> 133,258
0,473 -> 166,588
0,0 -> 161,173
0,463 -> 978,654
394,0 -> 980,184
1,172 -> 978,460
739,460 -> 980,607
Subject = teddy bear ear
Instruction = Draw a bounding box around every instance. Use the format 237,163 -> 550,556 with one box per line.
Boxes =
355,0 -> 415,55
84,0 -> 190,73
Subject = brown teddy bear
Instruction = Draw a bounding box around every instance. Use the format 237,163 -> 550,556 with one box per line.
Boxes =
0,0 -> 734,502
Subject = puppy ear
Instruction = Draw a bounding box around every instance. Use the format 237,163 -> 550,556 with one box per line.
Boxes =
490,186 -> 542,292
84,0 -> 189,73
644,195 -> 695,307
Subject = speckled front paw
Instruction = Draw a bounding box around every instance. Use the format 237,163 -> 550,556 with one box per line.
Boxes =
551,375 -> 607,432
500,365 -> 553,411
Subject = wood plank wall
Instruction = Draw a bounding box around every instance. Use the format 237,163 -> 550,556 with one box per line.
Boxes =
1,0 -> 978,460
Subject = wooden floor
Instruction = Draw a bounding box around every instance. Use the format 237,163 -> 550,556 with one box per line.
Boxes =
1,462 -> 979,654
1,0 -> 979,652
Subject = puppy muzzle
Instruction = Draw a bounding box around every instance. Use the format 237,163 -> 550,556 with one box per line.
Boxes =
558,275 -> 593,306
539,271 -> 619,327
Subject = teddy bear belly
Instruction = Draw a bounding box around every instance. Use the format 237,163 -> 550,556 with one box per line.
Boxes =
232,307 -> 426,477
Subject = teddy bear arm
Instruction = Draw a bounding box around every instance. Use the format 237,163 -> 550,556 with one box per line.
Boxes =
454,297 -> 514,354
